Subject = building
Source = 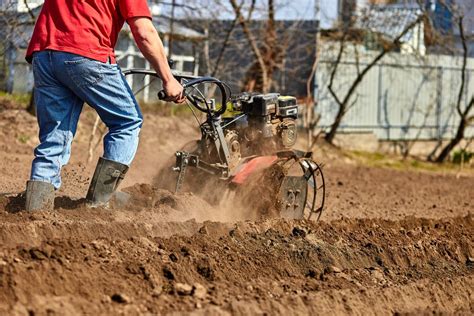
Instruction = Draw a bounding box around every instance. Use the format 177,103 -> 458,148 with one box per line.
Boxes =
0,5 -> 39,93
191,19 -> 319,98
315,43 -> 474,144
356,4 -> 426,55
0,1 -> 204,100
0,0 -> 42,12
314,0 -> 474,144
116,16 -> 205,103
426,0 -> 474,36
318,0 -> 426,55
319,0 -> 474,57
430,0 -> 474,57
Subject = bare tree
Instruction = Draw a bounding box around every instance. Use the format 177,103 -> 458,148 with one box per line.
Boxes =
0,0 -> 37,94
324,14 -> 423,144
177,0 -> 317,98
419,2 -> 474,163
229,0 -> 272,93
431,17 -> 473,163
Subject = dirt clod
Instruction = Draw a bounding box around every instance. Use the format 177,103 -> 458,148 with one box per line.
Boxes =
162,267 -> 175,280
0,107 -> 473,315
192,283 -> 207,299
111,294 -> 130,304
324,266 -> 342,274
175,283 -> 193,296
28,248 -> 49,261
467,257 -> 474,266
152,287 -> 163,298
370,268 -> 386,282
292,226 -> 307,237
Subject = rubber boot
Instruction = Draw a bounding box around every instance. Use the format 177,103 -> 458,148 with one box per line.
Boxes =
25,180 -> 55,211
86,157 -> 129,207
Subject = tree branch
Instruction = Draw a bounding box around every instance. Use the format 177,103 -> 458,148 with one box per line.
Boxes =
23,0 -> 36,20
325,16 -> 423,143
328,38 -> 346,106
229,0 -> 268,92
211,0 -> 244,77
456,16 -> 467,117
433,15 -> 473,163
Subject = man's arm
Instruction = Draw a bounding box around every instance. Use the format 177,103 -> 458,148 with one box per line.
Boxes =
128,17 -> 185,103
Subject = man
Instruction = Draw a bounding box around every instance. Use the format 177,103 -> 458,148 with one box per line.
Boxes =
24,0 -> 185,211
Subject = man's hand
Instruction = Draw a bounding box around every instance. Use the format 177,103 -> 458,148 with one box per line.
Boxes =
163,78 -> 186,103
129,17 -> 185,104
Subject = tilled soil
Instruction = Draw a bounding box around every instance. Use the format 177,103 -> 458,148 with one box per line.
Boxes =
323,163 -> 474,221
0,107 -> 473,315
0,210 -> 472,315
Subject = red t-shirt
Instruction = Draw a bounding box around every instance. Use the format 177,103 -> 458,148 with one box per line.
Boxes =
26,0 -> 152,63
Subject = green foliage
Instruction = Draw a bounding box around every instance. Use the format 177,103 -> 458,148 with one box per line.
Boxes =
347,149 -> 462,172
452,149 -> 473,164
139,100 -> 195,117
17,134 -> 30,144
351,150 -> 386,161
0,91 -> 31,108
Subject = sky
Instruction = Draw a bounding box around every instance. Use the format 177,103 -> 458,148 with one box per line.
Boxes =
18,0 -> 337,25
20,0 -> 339,27
160,0 -> 337,25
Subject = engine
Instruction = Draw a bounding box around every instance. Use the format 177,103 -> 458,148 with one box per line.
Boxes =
220,93 -> 299,168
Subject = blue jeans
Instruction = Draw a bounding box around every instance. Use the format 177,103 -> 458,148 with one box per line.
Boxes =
31,51 -> 143,189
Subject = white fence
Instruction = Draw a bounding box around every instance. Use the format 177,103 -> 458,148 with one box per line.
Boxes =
315,44 -> 474,141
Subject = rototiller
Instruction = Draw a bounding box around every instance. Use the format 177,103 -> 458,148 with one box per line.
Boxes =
123,68 -> 325,220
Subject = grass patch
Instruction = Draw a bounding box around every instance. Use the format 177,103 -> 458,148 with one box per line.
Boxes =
350,150 -> 386,162
17,134 -> 30,144
346,149 -> 466,173
0,92 -> 197,117
452,149 -> 473,164
139,100 -> 197,117
0,91 -> 31,109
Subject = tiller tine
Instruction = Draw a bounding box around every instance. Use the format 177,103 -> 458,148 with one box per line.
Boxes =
233,151 -> 326,220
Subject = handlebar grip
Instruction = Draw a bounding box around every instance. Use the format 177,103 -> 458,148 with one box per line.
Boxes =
158,90 -> 187,101
158,90 -> 167,100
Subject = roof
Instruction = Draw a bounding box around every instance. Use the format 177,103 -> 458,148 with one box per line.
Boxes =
120,18 -> 206,40
1,4 -> 205,45
355,4 -> 422,42
0,6 -> 40,48
153,17 -> 206,40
